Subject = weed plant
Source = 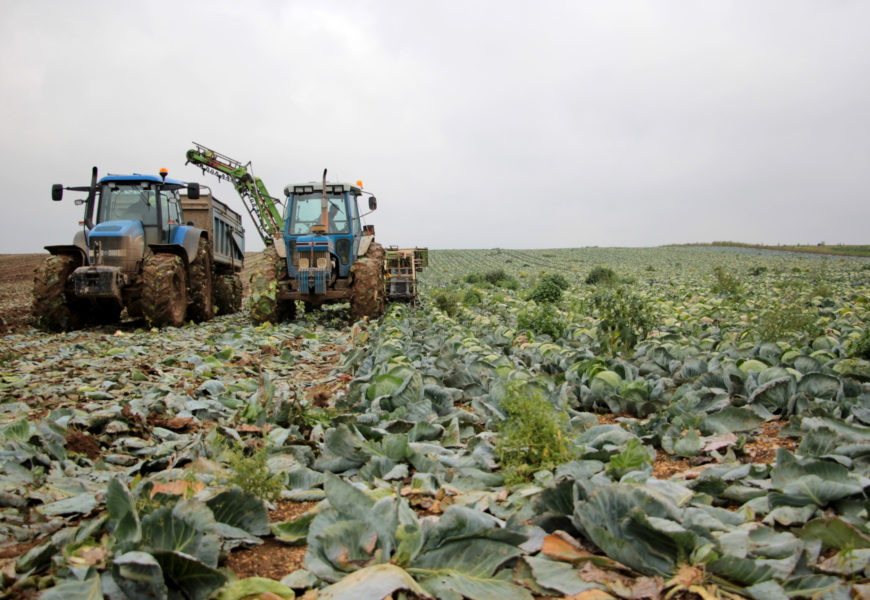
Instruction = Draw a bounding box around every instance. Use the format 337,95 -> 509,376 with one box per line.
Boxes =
711,265 -> 743,297
751,281 -> 819,342
225,443 -> 284,502
465,269 -> 520,290
850,328 -> 870,359
495,381 -> 573,484
430,289 -> 461,317
526,278 -> 564,304
517,303 -> 566,339
590,286 -> 655,355
462,287 -> 483,306
586,266 -> 618,285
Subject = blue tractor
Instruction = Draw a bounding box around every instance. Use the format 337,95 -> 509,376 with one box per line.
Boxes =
186,145 -> 395,322
34,166 -> 245,330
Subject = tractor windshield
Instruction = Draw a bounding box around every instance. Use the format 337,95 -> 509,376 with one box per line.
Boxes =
289,193 -> 349,235
98,182 -> 158,225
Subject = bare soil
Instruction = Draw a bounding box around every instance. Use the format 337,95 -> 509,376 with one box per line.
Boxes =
221,501 -> 318,580
0,254 -> 45,333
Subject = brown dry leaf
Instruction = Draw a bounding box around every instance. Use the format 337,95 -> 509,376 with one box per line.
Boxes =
579,564 -> 664,600
150,480 -> 206,499
564,590 -> 616,600
703,433 -> 737,453
667,565 -> 705,589
542,531 -> 590,561
150,416 -> 197,432
688,584 -> 726,600
0,558 -> 16,581
69,545 -> 107,568
237,423 -> 274,434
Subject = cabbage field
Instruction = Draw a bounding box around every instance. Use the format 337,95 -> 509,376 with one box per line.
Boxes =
1,246 -> 870,600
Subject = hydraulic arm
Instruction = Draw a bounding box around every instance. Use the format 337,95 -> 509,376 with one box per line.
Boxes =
185,142 -> 283,246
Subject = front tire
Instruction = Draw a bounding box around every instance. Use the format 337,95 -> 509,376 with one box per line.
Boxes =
32,254 -> 81,331
142,254 -> 188,327
349,242 -> 386,321
214,272 -> 243,315
248,247 -> 295,323
188,237 -> 214,322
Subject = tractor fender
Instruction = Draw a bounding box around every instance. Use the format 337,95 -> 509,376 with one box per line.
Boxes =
45,241 -> 87,266
147,244 -> 190,268
168,226 -> 208,264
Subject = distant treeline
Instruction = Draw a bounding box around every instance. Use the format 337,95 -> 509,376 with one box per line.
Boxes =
668,241 -> 870,257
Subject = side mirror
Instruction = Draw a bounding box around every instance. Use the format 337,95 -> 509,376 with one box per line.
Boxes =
187,182 -> 200,199
368,196 -> 377,211
52,184 -> 63,201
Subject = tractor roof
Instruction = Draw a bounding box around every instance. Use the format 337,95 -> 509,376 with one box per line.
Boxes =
283,182 -> 362,197
100,174 -> 188,186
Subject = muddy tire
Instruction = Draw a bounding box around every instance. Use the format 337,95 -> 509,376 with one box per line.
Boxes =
214,272 -> 242,315
248,246 -> 295,323
349,242 -> 386,321
32,254 -> 81,331
188,237 -> 214,322
142,254 -> 188,327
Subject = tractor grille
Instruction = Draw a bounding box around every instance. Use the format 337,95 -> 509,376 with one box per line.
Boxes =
292,249 -> 330,271
90,237 -> 126,268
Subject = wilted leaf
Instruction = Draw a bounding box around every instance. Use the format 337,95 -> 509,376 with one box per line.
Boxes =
526,555 -> 600,595
271,513 -> 316,545
216,576 -> 296,600
319,564 -> 430,600
38,575 -> 102,600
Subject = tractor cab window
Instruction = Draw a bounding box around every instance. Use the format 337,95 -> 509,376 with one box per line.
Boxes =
160,189 -> 181,231
349,193 -> 361,237
98,183 -> 157,225
289,192 -> 348,234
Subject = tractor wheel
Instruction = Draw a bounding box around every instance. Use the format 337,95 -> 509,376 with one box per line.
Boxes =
248,246 -> 295,323
32,254 -> 81,331
142,253 -> 188,327
349,242 -> 386,321
214,272 -> 242,315
230,274 -> 243,312
188,237 -> 214,322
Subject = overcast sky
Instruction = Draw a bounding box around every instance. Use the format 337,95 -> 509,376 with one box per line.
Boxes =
1,1 -> 868,252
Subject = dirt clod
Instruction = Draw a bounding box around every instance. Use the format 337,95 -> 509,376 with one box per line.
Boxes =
64,431 -> 101,461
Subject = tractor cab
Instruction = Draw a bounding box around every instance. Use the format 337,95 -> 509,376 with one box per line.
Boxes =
94,175 -> 187,248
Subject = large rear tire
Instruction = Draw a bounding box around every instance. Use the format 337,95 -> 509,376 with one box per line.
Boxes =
142,254 -> 188,327
32,254 -> 81,331
188,237 -> 214,322
248,247 -> 295,323
349,242 -> 386,321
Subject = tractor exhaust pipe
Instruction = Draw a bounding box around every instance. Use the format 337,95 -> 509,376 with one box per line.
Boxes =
84,166 -> 98,230
320,168 -> 328,229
